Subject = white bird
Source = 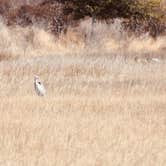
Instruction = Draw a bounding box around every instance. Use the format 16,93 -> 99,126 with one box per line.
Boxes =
34,75 -> 46,96
151,58 -> 160,63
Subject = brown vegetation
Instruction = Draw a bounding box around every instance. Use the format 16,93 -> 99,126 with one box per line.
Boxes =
0,47 -> 166,165
0,1 -> 165,165
0,0 -> 165,37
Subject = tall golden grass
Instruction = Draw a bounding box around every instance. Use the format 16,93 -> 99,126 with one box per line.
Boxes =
0,18 -> 166,165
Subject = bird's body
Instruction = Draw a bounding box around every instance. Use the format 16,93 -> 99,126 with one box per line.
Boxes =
34,76 -> 46,96
151,58 -> 160,63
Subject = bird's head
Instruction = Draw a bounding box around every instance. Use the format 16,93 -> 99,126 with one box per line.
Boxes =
34,75 -> 40,82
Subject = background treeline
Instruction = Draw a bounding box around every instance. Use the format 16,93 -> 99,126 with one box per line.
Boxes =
63,0 -> 166,36
64,0 -> 165,20
0,0 -> 165,37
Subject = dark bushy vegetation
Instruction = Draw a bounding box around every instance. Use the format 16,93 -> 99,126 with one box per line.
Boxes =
0,0 -> 165,37
64,0 -> 165,20
63,0 -> 166,36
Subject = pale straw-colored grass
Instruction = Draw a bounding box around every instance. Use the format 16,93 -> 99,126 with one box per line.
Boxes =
0,18 -> 166,165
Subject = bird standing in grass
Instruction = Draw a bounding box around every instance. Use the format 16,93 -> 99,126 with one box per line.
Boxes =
34,75 -> 46,96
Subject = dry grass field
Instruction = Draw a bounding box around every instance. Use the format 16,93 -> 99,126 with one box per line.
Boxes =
0,19 -> 166,165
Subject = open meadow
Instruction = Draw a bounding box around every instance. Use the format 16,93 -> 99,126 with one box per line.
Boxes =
0,19 -> 166,165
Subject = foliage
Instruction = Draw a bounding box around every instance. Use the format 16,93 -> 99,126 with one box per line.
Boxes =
62,0 -> 165,37
64,0 -> 165,21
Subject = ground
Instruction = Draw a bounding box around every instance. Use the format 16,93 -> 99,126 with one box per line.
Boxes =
1,54 -> 166,165
0,19 -> 166,166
